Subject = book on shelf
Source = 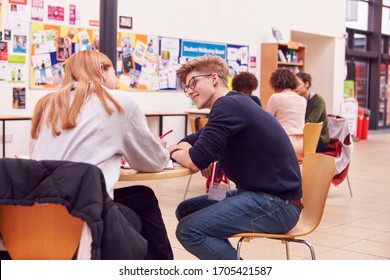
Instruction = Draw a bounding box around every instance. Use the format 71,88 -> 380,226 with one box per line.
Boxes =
277,49 -> 287,62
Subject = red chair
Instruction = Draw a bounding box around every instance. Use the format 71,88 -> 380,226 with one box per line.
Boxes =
186,117 -> 230,196
205,161 -> 230,192
323,114 -> 353,197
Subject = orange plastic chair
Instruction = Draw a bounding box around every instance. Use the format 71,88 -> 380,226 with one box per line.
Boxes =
0,203 -> 83,260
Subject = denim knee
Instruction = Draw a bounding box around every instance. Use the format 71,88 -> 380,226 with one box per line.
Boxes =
175,220 -> 187,243
175,200 -> 186,221
175,215 -> 197,245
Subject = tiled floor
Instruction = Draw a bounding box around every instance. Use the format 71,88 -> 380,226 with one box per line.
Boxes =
2,132 -> 389,260
118,131 -> 390,260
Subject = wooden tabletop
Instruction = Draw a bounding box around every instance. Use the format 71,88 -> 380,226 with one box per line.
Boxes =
0,116 -> 32,121
185,109 -> 210,115
119,166 -> 195,181
144,112 -> 188,117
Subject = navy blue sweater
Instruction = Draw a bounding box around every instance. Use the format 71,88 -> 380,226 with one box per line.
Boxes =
182,91 -> 302,200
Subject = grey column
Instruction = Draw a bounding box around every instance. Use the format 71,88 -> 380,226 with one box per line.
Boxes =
99,0 -> 118,70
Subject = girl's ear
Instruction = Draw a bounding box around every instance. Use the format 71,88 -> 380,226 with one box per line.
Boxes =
100,64 -> 106,83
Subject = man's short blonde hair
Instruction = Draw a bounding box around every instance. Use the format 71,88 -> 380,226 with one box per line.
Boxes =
176,55 -> 229,89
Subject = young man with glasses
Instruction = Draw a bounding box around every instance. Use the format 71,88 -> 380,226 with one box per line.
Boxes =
169,55 -> 303,260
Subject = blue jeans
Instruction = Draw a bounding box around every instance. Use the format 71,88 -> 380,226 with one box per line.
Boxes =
175,189 -> 301,260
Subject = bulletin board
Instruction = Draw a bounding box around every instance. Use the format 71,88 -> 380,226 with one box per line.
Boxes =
116,32 -> 159,91
30,23 -> 98,89
159,37 -> 249,91
30,22 -> 160,91
29,23 -> 249,92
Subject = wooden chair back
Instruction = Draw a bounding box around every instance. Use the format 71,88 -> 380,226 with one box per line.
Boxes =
230,153 -> 336,259
189,117 -> 197,133
0,203 -> 83,259
289,152 -> 336,236
303,122 -> 323,157
189,117 -> 208,133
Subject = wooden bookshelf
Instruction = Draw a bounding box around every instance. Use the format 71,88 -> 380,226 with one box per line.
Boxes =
260,43 -> 306,108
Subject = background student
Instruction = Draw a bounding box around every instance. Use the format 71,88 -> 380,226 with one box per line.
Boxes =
29,50 -> 173,260
266,68 -> 306,161
169,55 -> 302,260
232,71 -> 262,107
295,72 -> 330,152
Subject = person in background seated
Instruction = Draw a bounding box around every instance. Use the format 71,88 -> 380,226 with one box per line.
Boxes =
232,71 -> 262,107
266,68 -> 306,161
170,55 -> 302,260
295,72 -> 330,152
29,50 -> 173,260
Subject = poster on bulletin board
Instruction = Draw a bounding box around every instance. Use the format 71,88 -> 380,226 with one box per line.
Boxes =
116,33 -> 159,91
30,23 -> 160,91
30,23 -> 97,89
226,44 -> 249,76
158,36 -> 180,90
226,44 -> 249,88
181,40 -> 226,59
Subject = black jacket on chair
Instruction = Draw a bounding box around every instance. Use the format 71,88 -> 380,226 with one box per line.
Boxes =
0,158 -> 147,259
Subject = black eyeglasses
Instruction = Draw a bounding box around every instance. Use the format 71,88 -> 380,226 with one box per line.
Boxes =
183,74 -> 213,96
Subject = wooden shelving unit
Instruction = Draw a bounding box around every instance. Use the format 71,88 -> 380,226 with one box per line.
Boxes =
260,42 -> 306,108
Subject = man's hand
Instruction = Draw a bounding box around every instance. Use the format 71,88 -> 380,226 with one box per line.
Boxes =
200,164 -> 213,178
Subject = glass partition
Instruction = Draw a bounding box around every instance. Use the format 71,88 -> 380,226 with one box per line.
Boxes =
379,63 -> 390,127
382,1 -> 390,35
346,0 -> 370,31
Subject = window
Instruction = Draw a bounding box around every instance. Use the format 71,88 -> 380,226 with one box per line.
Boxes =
382,0 -> 390,35
346,59 -> 370,107
345,28 -> 370,51
346,0 -> 371,31
382,35 -> 390,54
347,0 -> 358,21
355,60 -> 370,107
354,33 -> 368,50
379,63 -> 390,126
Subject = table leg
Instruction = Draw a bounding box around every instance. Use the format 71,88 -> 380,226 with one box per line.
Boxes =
159,116 -> 163,136
184,115 -> 188,136
2,121 -> 5,158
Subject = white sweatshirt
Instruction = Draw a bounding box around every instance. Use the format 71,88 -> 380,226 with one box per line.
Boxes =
30,88 -> 169,259
30,88 -> 169,198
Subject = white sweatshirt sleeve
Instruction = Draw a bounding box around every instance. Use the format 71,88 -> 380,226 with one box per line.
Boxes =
121,99 -> 169,172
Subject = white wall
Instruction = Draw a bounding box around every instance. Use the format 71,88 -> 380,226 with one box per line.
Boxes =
292,31 -> 346,115
0,0 -> 347,156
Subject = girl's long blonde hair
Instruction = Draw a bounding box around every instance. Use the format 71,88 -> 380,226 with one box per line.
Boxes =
31,50 -> 124,139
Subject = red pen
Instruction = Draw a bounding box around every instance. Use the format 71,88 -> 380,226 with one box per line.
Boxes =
160,129 -> 173,139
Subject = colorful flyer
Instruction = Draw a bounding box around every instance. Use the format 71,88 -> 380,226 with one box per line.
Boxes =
31,0 -> 44,21
0,41 -> 8,60
12,87 -> 26,109
47,5 -> 64,21
0,0 -> 2,31
69,4 -> 76,25
8,2 -> 28,30
13,34 -> 27,53
4,29 -> 11,40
